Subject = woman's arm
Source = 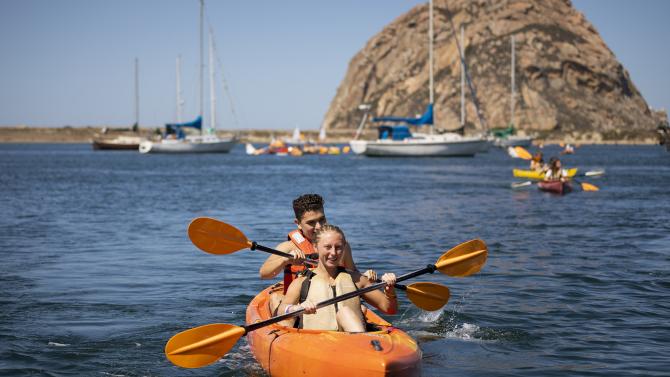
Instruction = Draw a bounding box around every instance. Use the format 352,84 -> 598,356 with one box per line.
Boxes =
276,276 -> 316,315
352,271 -> 398,315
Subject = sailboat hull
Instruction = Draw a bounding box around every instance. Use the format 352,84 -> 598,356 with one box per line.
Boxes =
350,135 -> 486,157
139,136 -> 236,154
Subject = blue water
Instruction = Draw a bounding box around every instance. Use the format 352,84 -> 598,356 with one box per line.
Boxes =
1,143 -> 669,376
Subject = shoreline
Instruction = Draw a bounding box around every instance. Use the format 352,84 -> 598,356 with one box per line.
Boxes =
0,126 -> 661,145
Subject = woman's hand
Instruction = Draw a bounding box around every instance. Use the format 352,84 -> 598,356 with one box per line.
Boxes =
299,300 -> 317,314
381,273 -> 397,298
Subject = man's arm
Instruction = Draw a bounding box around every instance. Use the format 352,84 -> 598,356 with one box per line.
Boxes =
342,243 -> 357,271
259,241 -> 302,279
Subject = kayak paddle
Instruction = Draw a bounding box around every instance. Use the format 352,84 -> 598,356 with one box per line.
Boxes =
165,239 -> 487,368
190,217 -> 449,309
188,217 -> 318,261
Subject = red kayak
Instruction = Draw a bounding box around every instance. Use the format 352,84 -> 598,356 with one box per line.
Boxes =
538,180 -> 571,195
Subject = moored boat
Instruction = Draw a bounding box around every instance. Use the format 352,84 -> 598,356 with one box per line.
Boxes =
245,283 -> 422,377
513,168 -> 577,180
538,180 -> 571,195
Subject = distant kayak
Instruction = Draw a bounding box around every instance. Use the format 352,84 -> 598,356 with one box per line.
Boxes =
538,180 -> 572,195
513,168 -> 578,180
246,284 -> 422,377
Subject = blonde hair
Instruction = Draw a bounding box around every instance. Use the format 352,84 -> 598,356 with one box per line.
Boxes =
314,224 -> 346,245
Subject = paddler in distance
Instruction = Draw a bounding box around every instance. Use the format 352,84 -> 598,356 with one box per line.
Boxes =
278,224 -> 397,332
259,194 -> 375,314
545,157 -> 568,181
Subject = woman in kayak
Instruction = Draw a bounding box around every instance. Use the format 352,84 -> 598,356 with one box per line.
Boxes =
545,157 -> 568,181
277,224 -> 397,332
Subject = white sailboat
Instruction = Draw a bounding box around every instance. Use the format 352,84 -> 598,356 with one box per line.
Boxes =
493,35 -> 533,148
139,0 -> 236,154
349,0 -> 486,157
92,58 -> 147,150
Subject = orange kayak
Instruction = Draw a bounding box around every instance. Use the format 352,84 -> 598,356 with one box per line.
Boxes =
245,283 -> 422,377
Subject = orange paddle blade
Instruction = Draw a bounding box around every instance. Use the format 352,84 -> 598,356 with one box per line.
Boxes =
581,182 -> 599,191
165,323 -> 245,368
514,146 -> 533,160
405,282 -> 450,311
188,217 -> 251,255
435,239 -> 487,277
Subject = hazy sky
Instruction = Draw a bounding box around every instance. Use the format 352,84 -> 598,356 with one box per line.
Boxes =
1,0 -> 668,130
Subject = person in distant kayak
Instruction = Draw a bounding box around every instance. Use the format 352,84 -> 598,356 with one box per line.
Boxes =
278,224 -> 397,332
545,157 -> 568,181
530,152 -> 546,171
259,194 -> 375,313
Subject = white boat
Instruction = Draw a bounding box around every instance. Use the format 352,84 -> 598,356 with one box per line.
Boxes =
140,0 -> 236,154
348,0 -> 486,157
92,59 -> 148,150
351,132 -> 487,157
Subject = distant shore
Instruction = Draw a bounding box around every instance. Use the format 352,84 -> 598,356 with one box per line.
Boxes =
0,125 -> 660,145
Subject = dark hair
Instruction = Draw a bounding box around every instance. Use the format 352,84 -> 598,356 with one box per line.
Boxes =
314,224 -> 346,245
292,194 -> 324,221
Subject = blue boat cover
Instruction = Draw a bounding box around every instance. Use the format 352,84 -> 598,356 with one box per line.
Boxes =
378,125 -> 412,140
166,116 -> 202,131
372,104 -> 433,126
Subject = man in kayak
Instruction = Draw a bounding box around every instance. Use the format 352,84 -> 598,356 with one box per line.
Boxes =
530,152 -> 546,172
278,224 -> 397,332
259,194 -> 375,313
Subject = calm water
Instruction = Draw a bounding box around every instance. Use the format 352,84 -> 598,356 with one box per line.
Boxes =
1,143 -> 669,376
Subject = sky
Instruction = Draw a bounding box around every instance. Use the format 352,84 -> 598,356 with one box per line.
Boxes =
0,0 -> 668,130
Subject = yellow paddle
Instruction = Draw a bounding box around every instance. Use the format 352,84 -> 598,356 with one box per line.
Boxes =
573,179 -> 599,191
512,146 -> 533,160
189,217 -> 449,310
187,217 -> 318,260
394,282 -> 450,312
165,239 -> 487,368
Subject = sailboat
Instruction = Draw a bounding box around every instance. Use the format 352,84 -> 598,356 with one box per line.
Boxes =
492,35 -> 533,148
92,58 -> 147,150
349,0 -> 487,157
139,0 -> 236,154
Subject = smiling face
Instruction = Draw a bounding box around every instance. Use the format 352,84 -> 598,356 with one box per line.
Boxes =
315,230 -> 345,269
295,210 -> 326,242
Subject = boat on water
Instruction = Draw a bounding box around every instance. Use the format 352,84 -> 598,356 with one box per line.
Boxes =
513,168 -> 578,180
92,59 -> 147,150
348,0 -> 486,157
491,36 -> 534,148
140,1 -> 236,154
246,283 -> 422,377
538,180 -> 571,195
92,134 -> 145,150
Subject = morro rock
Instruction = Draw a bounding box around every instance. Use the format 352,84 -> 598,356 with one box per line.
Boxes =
322,0 -> 662,142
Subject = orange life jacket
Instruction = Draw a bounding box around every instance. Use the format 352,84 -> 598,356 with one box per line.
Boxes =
283,230 -> 316,293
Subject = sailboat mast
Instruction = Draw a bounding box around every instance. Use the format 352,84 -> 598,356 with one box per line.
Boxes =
510,35 -> 516,127
209,30 -> 216,132
176,55 -> 182,123
428,0 -> 434,134
199,0 -> 204,136
134,57 -> 139,128
428,0 -> 434,105
460,25 -> 465,128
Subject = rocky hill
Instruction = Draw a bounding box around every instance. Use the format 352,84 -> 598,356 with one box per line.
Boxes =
322,0 -> 664,142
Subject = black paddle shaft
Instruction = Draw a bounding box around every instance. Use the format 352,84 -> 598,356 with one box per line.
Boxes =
244,264 -> 438,334
250,241 -> 318,264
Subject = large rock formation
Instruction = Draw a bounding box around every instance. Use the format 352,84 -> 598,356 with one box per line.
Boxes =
323,0 -> 661,142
